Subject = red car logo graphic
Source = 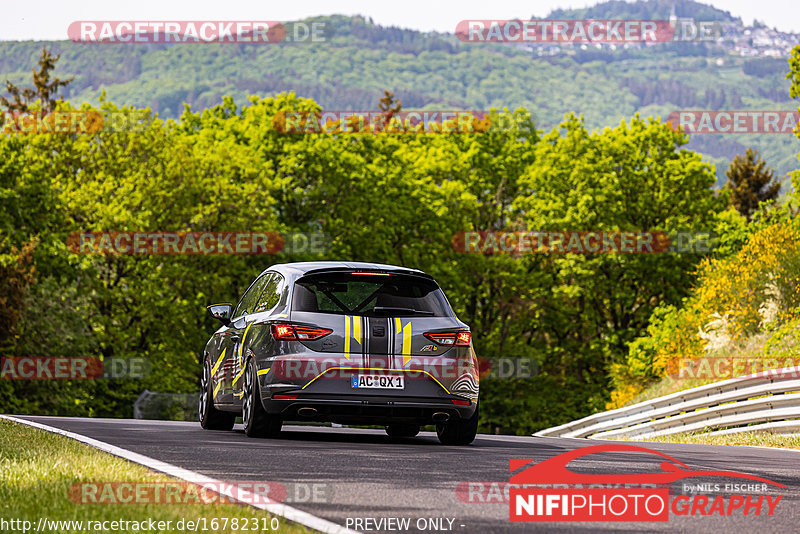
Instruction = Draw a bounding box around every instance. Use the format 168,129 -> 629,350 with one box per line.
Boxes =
509,444 -> 785,487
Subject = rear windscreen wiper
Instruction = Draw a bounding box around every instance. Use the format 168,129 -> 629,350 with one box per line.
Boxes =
372,307 -> 434,316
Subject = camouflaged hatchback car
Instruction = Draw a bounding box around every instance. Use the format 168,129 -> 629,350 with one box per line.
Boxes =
198,261 -> 480,445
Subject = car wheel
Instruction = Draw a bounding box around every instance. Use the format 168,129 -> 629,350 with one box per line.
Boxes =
436,403 -> 479,445
242,358 -> 282,438
199,358 -> 235,430
385,424 -> 420,438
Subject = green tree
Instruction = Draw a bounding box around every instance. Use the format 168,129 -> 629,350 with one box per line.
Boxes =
377,89 -> 402,122
724,148 -> 780,220
1,47 -> 74,113
0,238 -> 36,347
0,85 -> 725,432
787,45 -> 800,189
513,114 -> 725,415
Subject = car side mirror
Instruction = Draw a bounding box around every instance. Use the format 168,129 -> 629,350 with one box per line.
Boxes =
207,304 -> 233,326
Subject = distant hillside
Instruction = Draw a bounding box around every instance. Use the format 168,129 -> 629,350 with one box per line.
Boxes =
545,0 -> 740,23
1,2 -> 798,186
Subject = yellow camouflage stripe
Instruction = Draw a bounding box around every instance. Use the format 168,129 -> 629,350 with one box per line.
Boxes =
344,315 -> 362,360
395,318 -> 412,366
211,348 -> 226,375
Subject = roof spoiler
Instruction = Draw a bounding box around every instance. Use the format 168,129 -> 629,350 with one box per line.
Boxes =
299,267 -> 435,280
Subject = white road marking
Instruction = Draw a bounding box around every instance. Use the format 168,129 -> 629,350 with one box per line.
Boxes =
1,415 -> 360,534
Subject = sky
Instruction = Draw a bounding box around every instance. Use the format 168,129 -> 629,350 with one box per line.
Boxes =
2,0 -> 800,41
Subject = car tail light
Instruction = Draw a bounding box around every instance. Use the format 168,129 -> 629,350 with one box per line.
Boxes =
452,399 -> 471,405
424,331 -> 471,346
271,323 -> 333,341
350,272 -> 393,276
273,394 -> 298,400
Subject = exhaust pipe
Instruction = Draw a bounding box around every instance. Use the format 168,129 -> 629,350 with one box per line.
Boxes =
432,412 -> 450,423
297,407 -> 318,418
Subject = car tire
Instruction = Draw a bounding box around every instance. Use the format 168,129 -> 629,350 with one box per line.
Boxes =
199,358 -> 236,431
385,424 -> 420,438
242,358 -> 282,438
436,403 -> 479,445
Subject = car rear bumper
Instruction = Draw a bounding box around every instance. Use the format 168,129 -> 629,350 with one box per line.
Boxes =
262,394 -> 477,425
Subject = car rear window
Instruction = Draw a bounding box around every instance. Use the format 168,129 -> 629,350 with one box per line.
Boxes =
292,272 -> 451,317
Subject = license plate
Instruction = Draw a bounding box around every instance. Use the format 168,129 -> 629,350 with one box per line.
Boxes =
351,374 -> 404,389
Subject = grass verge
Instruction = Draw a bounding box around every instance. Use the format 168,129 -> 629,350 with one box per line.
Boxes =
0,419 -> 312,534
630,431 -> 800,449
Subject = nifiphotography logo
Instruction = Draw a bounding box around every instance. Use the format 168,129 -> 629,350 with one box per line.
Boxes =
509,444 -> 784,522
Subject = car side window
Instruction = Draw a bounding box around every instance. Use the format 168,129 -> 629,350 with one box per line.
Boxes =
232,273 -> 273,318
253,273 -> 284,313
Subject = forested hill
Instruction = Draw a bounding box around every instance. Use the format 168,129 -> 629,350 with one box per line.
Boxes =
1,0 -> 798,184
547,0 -> 740,22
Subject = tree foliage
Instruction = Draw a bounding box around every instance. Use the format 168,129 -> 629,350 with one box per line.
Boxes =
606,44 -> 800,408
724,148 -> 780,220
0,52 -> 734,431
1,47 -> 73,113
0,97 -> 728,432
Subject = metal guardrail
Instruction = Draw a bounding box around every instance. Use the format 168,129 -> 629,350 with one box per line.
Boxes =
534,366 -> 800,439
134,389 -> 199,421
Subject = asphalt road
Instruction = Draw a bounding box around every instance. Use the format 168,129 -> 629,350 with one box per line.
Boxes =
12,416 -> 800,533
